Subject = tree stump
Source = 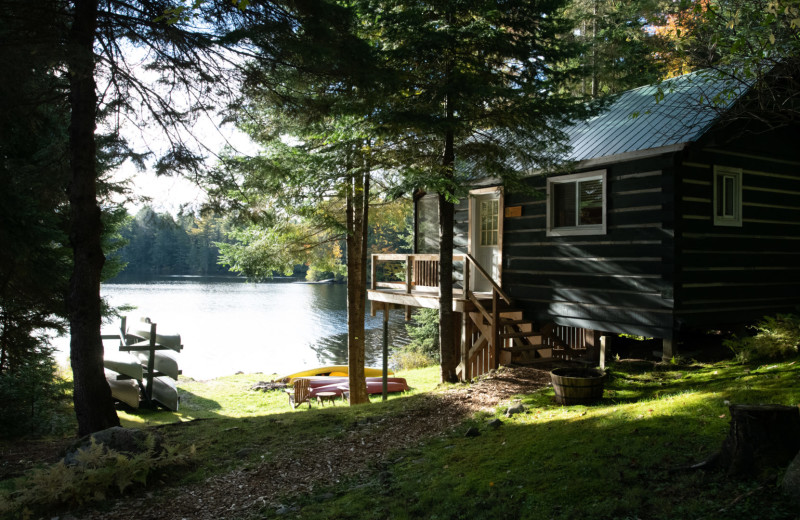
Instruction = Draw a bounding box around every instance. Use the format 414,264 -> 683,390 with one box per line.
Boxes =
716,404 -> 800,477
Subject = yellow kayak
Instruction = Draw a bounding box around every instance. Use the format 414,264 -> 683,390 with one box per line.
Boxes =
276,365 -> 393,383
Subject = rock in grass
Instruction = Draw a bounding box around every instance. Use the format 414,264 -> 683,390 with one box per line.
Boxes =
251,381 -> 287,392
487,418 -> 503,429
465,426 -> 480,437
64,426 -> 163,466
505,401 -> 525,417
782,449 -> 800,506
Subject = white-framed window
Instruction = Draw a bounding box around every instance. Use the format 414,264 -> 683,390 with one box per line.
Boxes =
479,198 -> 499,246
546,169 -> 607,236
713,166 -> 742,227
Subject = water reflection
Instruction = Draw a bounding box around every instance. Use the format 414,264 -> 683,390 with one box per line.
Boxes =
309,321 -> 411,367
55,276 -> 410,380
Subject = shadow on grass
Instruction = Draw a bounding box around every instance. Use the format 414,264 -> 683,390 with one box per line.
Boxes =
116,388 -> 228,428
278,357 -> 800,520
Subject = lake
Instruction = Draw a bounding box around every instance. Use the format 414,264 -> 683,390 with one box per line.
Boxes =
54,277 -> 411,380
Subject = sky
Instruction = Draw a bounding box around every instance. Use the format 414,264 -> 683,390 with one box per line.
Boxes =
111,113 -> 258,216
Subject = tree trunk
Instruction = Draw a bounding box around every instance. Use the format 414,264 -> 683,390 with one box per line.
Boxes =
67,0 -> 119,436
438,129 -> 458,383
346,164 -> 370,405
716,404 -> 800,477
438,46 -> 458,383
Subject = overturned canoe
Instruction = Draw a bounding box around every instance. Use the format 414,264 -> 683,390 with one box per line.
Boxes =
308,378 -> 409,398
127,327 -> 183,352
144,376 -> 179,411
277,365 -> 393,383
300,376 -> 408,389
134,350 -> 180,380
103,352 -> 143,380
105,370 -> 140,409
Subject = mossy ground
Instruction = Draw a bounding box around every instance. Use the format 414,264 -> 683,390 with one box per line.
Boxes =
2,357 -> 799,519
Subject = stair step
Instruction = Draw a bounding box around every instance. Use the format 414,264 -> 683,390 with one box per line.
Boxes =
499,319 -> 533,325
500,331 -> 542,339
500,345 -> 551,352
475,299 -> 519,310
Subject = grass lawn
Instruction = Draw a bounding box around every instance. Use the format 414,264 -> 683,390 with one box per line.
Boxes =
2,356 -> 799,519
283,357 -> 800,520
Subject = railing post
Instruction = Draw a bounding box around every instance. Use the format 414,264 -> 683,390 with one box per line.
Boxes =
371,254 -> 377,290
406,255 -> 413,294
463,256 -> 470,299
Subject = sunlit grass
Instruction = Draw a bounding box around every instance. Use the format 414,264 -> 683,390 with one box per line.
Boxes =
13,356 -> 800,519
116,365 -> 442,427
285,355 -> 800,520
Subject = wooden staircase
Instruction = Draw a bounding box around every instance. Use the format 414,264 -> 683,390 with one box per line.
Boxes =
368,252 -> 597,382
455,255 -> 596,381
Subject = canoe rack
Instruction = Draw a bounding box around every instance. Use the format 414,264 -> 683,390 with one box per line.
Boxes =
102,316 -> 182,411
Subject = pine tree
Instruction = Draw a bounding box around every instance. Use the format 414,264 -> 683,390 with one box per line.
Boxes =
565,0 -> 669,97
60,0 -> 354,433
362,0 -> 595,382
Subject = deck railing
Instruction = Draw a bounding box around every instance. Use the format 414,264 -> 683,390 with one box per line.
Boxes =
370,253 -> 465,293
370,253 -> 597,379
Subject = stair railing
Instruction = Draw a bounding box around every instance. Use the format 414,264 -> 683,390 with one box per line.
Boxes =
461,254 -> 513,375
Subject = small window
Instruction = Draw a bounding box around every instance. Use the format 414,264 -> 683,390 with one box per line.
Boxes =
547,170 -> 607,236
713,166 -> 742,227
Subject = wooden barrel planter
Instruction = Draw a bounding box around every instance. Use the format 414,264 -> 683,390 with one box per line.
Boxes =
550,367 -> 606,405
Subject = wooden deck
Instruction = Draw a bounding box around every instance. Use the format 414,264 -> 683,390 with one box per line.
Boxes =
367,287 -> 492,313
369,253 -> 600,381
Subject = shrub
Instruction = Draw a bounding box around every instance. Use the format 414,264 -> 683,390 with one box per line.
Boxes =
391,349 -> 437,371
724,313 -> 800,363
0,434 -> 194,519
0,347 -> 72,438
390,308 -> 440,370
403,308 -> 440,362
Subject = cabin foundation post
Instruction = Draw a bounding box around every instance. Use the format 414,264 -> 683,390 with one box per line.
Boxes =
661,332 -> 675,362
599,335 -> 609,370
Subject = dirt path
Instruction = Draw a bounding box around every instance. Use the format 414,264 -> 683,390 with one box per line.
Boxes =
21,366 -> 555,520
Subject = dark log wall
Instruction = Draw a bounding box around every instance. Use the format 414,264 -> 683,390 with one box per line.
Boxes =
675,130 -> 800,328
502,154 -> 679,339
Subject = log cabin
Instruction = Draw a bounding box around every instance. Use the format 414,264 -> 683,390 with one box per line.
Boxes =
368,70 -> 800,381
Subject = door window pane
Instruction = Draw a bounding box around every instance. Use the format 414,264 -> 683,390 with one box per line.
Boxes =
480,199 -> 499,246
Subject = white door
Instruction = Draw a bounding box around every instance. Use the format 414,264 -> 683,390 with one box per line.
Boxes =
470,191 -> 501,292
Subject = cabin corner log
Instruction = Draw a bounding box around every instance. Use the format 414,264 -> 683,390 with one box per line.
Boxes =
698,404 -> 800,477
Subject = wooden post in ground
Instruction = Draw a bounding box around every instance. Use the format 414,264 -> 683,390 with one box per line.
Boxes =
661,332 -> 674,362
599,335 -> 609,370
382,303 -> 389,401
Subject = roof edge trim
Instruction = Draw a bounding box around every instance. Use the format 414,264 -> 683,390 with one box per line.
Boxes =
525,143 -> 689,177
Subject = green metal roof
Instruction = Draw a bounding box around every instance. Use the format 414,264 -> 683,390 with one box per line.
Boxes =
566,69 -> 747,162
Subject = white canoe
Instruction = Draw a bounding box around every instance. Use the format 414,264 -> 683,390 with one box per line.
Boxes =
145,376 -> 179,411
134,350 -> 180,380
127,327 -> 183,352
103,352 -> 143,380
105,370 -> 140,408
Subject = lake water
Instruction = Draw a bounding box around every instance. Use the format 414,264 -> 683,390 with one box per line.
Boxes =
54,277 -> 411,380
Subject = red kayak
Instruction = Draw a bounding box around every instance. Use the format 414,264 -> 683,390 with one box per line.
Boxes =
298,376 -> 409,397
